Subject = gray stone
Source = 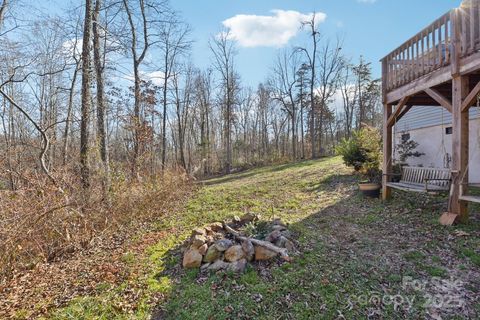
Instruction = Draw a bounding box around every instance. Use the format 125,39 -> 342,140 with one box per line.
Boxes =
275,236 -> 294,251
203,245 -> 221,262
207,259 -> 247,273
242,240 -> 255,262
227,259 -> 247,273
275,236 -> 288,248
272,224 -> 287,232
285,239 -> 295,252
280,230 -> 293,239
200,263 -> 211,271
214,239 -> 233,251
208,260 -> 229,272
266,230 -> 282,243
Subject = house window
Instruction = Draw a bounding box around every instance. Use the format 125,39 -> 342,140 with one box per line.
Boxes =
401,133 -> 410,140
445,127 -> 452,135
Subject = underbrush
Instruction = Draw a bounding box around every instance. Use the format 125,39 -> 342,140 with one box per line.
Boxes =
0,166 -> 193,282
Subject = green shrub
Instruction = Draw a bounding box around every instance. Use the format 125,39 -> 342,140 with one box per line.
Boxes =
336,125 -> 382,182
335,134 -> 366,171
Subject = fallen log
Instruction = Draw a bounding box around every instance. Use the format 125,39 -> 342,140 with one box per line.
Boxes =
223,223 -> 291,261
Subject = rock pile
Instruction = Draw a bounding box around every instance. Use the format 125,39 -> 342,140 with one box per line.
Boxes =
182,215 -> 295,273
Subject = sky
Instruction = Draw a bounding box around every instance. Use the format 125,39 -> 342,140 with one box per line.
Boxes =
29,0 -> 462,87
170,0 -> 461,86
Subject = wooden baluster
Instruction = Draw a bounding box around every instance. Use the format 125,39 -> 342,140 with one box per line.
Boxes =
474,1 -> 479,50
411,41 -> 414,81
438,21 -> 443,66
426,29 -> 431,72
445,15 -> 450,63
406,44 -> 409,83
416,37 -> 420,78
411,41 -> 415,80
394,52 -> 398,88
432,24 -> 437,68
421,31 -> 426,75
462,8 -> 467,55
401,49 -> 405,85
470,0 -> 475,52
397,50 -> 401,87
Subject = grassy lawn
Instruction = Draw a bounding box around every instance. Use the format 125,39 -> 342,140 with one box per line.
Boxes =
48,157 -> 479,319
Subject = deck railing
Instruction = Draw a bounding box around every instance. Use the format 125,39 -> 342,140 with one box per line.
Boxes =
382,0 -> 480,93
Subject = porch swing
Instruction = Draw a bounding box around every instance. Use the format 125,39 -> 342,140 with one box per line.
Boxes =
384,107 -> 452,194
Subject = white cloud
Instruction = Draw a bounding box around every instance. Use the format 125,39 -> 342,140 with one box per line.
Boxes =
222,9 -> 327,48
62,38 -> 82,60
124,70 -> 166,86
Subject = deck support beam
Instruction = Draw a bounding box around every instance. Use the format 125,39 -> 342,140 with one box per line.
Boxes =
382,103 -> 393,200
450,75 -> 469,222
424,88 -> 452,113
387,96 -> 410,127
461,80 -> 480,111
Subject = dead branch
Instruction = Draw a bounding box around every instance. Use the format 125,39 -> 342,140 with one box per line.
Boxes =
223,223 -> 291,261
0,88 -> 57,186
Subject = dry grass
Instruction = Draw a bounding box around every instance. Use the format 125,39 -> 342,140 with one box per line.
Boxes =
0,166 -> 194,282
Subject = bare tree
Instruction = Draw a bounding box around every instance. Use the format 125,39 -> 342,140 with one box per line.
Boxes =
340,62 -> 357,138
0,0 -> 8,29
122,0 -> 165,177
298,13 -> 320,159
93,0 -> 110,197
157,11 -> 191,170
295,63 -> 310,158
172,65 -> 194,169
270,49 -> 300,160
62,16 -> 82,165
314,38 -> 344,153
80,0 -> 93,191
209,31 -> 238,174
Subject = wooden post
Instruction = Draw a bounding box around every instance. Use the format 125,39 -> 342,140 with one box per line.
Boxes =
451,9 -> 461,77
450,75 -> 469,222
382,103 -> 393,200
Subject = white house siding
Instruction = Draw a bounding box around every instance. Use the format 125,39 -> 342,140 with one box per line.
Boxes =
393,106 -> 480,183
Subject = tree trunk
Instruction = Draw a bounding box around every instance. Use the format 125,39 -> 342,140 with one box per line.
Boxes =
93,0 -> 110,198
161,62 -> 168,171
80,0 -> 93,191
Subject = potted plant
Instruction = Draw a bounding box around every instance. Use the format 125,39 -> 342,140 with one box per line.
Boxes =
397,132 -> 424,164
389,133 -> 425,183
336,125 -> 383,198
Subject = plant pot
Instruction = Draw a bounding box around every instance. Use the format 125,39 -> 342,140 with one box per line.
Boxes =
359,182 -> 381,198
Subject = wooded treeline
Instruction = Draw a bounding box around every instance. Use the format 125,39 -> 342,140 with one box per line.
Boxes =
0,0 -> 382,192
0,0 -> 383,280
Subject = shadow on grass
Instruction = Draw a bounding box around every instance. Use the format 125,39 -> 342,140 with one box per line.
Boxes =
152,172 -> 480,319
201,158 -> 331,186
150,185 -> 359,319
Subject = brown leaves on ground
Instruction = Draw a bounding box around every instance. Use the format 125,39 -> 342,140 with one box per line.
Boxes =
0,168 -> 193,319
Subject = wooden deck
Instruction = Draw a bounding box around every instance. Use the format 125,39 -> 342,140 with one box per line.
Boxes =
382,0 -> 480,105
381,0 -> 480,223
